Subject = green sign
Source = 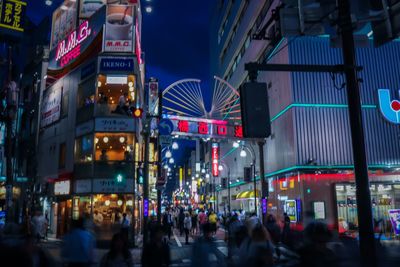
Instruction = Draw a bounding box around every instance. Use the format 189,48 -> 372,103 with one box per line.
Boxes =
0,0 -> 26,35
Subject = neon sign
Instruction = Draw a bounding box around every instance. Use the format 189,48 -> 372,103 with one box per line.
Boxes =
55,20 -> 91,68
378,89 -> 400,124
212,143 -> 219,177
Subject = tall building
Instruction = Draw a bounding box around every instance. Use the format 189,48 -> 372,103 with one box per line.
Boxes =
36,0 -> 145,239
211,0 -> 400,233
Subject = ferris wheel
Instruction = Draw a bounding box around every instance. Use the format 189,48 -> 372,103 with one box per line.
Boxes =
160,76 -> 241,123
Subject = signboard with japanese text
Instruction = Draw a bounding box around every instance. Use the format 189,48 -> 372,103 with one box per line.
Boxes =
148,78 -> 159,116
99,57 -> 134,72
76,120 -> 94,137
0,0 -> 26,37
103,4 -> 135,52
164,115 -> 243,139
95,117 -> 135,132
211,143 -> 219,177
48,6 -> 105,71
50,0 -> 77,49
54,180 -> 71,195
40,86 -> 62,128
93,178 -> 133,193
75,179 -> 92,194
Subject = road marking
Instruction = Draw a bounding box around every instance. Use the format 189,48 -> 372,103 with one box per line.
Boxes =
217,246 -> 228,256
173,231 -> 182,247
182,259 -> 191,263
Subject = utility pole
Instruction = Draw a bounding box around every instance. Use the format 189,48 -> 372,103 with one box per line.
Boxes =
156,90 -> 163,224
258,141 -> 267,224
142,119 -> 150,244
338,1 -> 376,266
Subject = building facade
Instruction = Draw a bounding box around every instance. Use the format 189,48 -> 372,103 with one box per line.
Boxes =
37,1 -> 145,239
211,0 -> 400,236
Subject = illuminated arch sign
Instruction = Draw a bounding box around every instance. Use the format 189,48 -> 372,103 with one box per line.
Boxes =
378,89 -> 400,124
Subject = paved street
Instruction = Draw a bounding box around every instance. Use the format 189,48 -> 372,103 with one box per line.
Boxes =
39,228 -> 228,267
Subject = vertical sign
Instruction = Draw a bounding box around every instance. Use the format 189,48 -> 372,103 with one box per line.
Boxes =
143,199 -> 149,217
262,198 -> 267,214
148,78 -> 159,116
0,0 -> 26,35
179,167 -> 183,189
212,143 -> 219,177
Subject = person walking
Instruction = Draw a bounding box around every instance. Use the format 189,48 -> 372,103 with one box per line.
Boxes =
198,209 -> 207,233
247,224 -> 275,267
120,213 -> 130,242
191,223 -> 224,267
100,233 -> 133,267
191,211 -> 198,235
178,208 -> 185,236
31,210 -> 47,243
184,212 -> 192,245
61,218 -> 95,267
142,226 -> 170,267
162,209 -> 172,240
281,212 -> 291,245
265,214 -> 281,245
208,210 -> 218,235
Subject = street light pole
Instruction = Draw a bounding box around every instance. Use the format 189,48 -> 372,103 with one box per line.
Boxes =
242,144 -> 257,216
258,141 -> 267,224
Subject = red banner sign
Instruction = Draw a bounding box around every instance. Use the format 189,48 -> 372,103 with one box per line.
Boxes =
212,143 -> 219,177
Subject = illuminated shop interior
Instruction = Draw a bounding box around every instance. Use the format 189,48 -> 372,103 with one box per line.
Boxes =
95,133 -> 135,161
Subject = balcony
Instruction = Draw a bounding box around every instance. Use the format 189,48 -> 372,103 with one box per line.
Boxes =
74,161 -> 134,180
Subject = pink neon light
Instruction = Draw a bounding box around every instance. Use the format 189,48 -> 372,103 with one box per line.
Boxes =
212,143 -> 219,177
135,18 -> 143,64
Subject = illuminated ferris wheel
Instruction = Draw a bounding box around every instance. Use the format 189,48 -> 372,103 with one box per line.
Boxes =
160,76 -> 241,123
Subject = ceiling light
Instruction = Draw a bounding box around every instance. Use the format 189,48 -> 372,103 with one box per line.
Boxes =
165,150 -> 172,158
95,138 -> 99,144
218,165 -> 223,171
103,137 -> 109,143
164,165 -> 168,169
45,0 -> 53,6
205,174 -> 210,179
119,137 -> 125,143
172,142 -> 179,150
145,6 -> 152,13
169,158 -> 174,164
128,81 -> 133,87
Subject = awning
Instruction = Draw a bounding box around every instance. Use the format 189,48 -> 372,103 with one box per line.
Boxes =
235,190 -> 260,200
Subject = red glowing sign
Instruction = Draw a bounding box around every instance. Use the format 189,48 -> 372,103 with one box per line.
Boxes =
198,122 -> 209,134
217,125 -> 227,135
177,120 -> 189,133
234,125 -> 243,138
212,143 -> 219,177
135,17 -> 143,64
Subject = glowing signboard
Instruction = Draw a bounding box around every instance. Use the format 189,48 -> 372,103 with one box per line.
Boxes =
0,0 -> 26,34
212,143 -> 219,177
165,115 -> 243,139
378,89 -> 400,124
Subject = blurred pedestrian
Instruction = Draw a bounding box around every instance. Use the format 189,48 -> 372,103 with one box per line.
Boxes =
184,212 -> 192,244
246,212 -> 260,236
31,210 -> 47,243
265,214 -> 281,244
191,223 -> 224,267
100,233 -> 133,267
281,212 -> 291,245
178,208 -> 185,236
247,224 -> 274,267
162,209 -> 173,240
227,213 -> 242,259
120,213 -> 130,241
21,234 -> 53,267
298,221 -> 337,267
198,209 -> 207,233
142,225 -> 170,267
61,218 -> 95,267
191,211 -> 198,235
208,210 -> 218,235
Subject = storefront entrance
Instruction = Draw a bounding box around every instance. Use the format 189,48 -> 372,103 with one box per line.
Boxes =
335,183 -> 400,238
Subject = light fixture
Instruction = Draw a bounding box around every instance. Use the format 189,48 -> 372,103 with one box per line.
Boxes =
164,165 -> 168,169
169,158 -> 174,164
145,6 -> 152,13
218,165 -> 223,171
236,178 -> 240,183
168,167 -> 171,172
106,75 -> 128,84
205,174 -> 210,179
172,142 -> 179,150
117,200 -> 123,206
45,0 -> 53,6
129,87 -> 134,92
233,141 -> 240,148
192,176 -> 195,180
165,150 -> 172,158
95,138 -> 99,144
128,81 -> 134,87
105,200 -> 110,206
119,137 -> 125,143
103,136 -> 109,143
240,148 -> 247,157
195,173 -> 199,178
126,200 -> 133,206
201,168 -> 206,174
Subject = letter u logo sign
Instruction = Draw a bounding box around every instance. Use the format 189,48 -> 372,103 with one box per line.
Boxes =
378,89 -> 400,124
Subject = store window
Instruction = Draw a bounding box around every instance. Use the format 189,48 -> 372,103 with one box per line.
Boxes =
96,74 -> 136,116
75,134 -> 93,162
94,133 -> 134,161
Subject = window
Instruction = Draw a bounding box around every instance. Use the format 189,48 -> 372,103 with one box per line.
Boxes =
77,77 -> 96,109
59,143 -> 66,169
94,133 -> 135,161
75,134 -> 93,163
61,90 -> 69,117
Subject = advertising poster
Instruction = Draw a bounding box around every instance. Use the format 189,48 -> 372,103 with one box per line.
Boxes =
79,0 -> 106,19
104,4 -> 134,52
40,86 -> 62,128
212,143 -> 219,177
313,201 -> 326,220
388,209 -> 400,235
50,0 -> 77,49
285,200 -> 297,222
148,79 -> 158,116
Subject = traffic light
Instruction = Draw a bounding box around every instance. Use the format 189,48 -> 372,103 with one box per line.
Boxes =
132,108 -> 143,118
137,167 -> 144,184
221,177 -> 227,188
115,173 -> 125,185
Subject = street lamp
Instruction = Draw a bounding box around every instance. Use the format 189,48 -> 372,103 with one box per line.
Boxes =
165,150 -> 172,158
233,141 -> 240,148
169,158 -> 174,164
241,144 -> 257,216
172,142 -> 179,150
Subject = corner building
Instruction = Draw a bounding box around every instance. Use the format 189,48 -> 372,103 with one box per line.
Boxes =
211,0 -> 400,236
37,1 -> 144,239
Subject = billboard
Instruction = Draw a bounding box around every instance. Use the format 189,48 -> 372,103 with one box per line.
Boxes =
0,0 -> 26,38
50,0 -> 77,49
212,143 -> 219,177
40,86 -> 63,128
103,4 -> 134,52
79,0 -> 106,19
148,78 -> 158,116
388,209 -> 400,235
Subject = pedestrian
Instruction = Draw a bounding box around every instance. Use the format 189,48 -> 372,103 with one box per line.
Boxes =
281,212 -> 291,245
61,218 -> 95,267
142,225 -> 170,267
198,209 -> 207,233
100,233 -> 133,267
247,224 -> 274,267
21,234 -> 53,267
191,211 -> 198,235
246,212 -> 260,236
227,213 -> 242,259
120,213 -> 130,242
178,208 -> 185,236
184,212 -> 192,244
162,209 -> 172,240
31,209 -> 47,243
208,210 -> 218,235
191,223 -> 224,267
265,214 -> 281,244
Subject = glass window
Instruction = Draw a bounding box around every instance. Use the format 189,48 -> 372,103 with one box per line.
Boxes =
95,133 -> 135,161
96,74 -> 136,116
77,77 -> 96,109
75,134 -> 93,163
